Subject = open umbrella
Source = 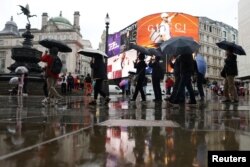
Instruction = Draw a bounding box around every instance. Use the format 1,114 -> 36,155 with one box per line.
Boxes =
78,48 -> 108,58
148,48 -> 163,57
195,54 -> 207,76
119,79 -> 128,87
9,77 -> 19,84
216,40 -> 246,55
39,38 -> 72,53
129,43 -> 151,55
160,36 -> 200,56
15,66 -> 28,74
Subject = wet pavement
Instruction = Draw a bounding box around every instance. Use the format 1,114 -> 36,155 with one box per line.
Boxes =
0,92 -> 250,167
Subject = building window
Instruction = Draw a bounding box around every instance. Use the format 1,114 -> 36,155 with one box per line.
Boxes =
209,26 -> 212,32
0,51 -> 6,72
204,24 -> 206,30
0,40 -> 4,45
223,31 -> 227,38
232,34 -> 236,42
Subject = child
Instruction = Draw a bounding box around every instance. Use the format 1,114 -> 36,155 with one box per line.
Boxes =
17,74 -> 24,96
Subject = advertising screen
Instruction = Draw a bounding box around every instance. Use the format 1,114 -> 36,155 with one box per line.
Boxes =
107,49 -> 137,79
119,22 -> 137,52
136,12 -> 199,73
107,12 -> 199,78
107,32 -> 121,57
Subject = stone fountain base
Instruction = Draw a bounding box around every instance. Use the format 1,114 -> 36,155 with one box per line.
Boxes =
0,73 -> 45,95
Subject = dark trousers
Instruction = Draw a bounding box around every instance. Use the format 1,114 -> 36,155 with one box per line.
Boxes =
197,72 -> 205,98
132,79 -> 146,101
67,83 -> 73,93
152,78 -> 162,100
94,79 -> 106,100
169,75 -> 185,103
61,83 -> 67,94
174,74 -> 196,103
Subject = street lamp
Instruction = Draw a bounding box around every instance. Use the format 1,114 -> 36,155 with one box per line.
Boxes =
105,13 -> 110,54
104,13 -> 110,96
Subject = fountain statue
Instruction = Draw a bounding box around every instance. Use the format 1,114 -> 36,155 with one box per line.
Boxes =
8,4 -> 42,73
0,4 -> 44,95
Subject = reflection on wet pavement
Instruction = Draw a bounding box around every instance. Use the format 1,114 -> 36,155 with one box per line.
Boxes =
0,94 -> 250,166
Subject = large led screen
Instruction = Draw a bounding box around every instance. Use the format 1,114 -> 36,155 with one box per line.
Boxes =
107,49 -> 137,79
107,12 -> 199,78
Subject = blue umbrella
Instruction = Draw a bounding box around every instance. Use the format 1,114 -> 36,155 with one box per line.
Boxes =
195,54 -> 207,75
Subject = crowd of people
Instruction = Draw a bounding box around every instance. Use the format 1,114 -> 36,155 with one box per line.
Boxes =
10,40 -> 244,107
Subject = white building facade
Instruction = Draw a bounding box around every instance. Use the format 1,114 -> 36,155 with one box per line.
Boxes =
0,12 -> 92,76
199,17 -> 238,83
238,0 -> 250,80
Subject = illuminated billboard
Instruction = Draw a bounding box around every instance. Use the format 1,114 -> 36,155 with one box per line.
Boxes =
107,12 -> 199,79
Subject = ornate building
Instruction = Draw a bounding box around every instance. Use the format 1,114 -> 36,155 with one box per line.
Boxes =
0,11 -> 92,76
199,17 -> 238,83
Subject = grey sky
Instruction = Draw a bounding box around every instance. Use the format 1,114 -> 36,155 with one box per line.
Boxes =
0,0 -> 239,49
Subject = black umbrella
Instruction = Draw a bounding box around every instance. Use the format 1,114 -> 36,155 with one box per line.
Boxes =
148,48 -> 163,57
160,36 -> 200,56
39,39 -> 72,53
78,48 -> 108,58
129,43 -> 151,55
216,40 -> 246,55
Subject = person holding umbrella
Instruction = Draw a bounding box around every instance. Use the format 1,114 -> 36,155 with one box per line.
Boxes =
130,53 -> 147,102
220,48 -> 239,103
40,47 -> 63,104
89,56 -> 110,105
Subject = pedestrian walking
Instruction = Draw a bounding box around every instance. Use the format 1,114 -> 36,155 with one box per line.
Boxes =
40,47 -> 63,104
148,55 -> 164,102
67,72 -> 74,93
130,53 -> 147,102
171,53 -> 196,105
89,56 -> 110,105
221,49 -> 239,103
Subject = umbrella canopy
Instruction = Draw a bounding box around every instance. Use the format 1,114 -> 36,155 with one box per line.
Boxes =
15,66 -> 28,74
148,48 -> 163,57
160,36 -> 200,56
195,54 -> 207,76
78,48 -> 108,58
39,38 -> 72,53
9,77 -> 19,84
129,43 -> 151,55
216,40 -> 246,55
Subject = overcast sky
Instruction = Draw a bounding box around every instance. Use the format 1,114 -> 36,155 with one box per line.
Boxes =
0,0 -> 239,49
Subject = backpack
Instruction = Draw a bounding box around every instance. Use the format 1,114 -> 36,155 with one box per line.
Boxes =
50,56 -> 62,74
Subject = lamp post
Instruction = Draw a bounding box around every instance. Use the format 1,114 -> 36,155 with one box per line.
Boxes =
104,13 -> 110,96
105,13 -> 110,54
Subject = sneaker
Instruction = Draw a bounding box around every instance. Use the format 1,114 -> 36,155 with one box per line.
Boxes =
89,101 -> 97,105
222,99 -> 231,103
